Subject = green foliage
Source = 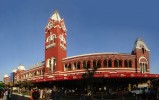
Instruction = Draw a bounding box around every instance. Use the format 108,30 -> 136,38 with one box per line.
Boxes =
151,79 -> 159,88
82,64 -> 99,99
82,64 -> 98,79
17,80 -> 33,89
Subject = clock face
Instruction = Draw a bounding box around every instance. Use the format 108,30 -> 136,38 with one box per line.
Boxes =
47,21 -> 53,29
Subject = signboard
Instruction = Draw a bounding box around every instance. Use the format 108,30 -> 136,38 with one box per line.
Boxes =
33,73 -> 159,83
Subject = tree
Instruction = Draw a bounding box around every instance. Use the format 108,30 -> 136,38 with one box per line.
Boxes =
82,64 -> 99,99
17,80 -> 34,95
22,80 -> 34,90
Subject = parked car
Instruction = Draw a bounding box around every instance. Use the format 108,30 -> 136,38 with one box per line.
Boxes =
131,87 -> 148,94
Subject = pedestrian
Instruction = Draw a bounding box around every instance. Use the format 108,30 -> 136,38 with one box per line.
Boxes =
50,89 -> 55,100
4,89 -> 8,100
43,88 -> 48,100
39,89 -> 43,100
0,89 -> 4,100
7,89 -> 11,100
141,89 -> 146,100
32,88 -> 40,100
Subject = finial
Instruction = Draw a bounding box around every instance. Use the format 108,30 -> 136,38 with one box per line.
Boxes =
50,10 -> 61,21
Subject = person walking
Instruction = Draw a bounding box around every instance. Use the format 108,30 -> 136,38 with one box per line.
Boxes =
0,89 -> 4,100
4,89 -> 8,100
7,89 -> 12,100
32,88 -> 40,100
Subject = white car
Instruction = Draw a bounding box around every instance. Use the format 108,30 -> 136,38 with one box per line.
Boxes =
131,87 -> 148,94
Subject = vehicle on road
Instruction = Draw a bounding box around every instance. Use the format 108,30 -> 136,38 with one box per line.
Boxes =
131,87 -> 149,94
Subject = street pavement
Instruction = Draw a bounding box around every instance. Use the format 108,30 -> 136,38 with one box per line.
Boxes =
11,94 -> 30,100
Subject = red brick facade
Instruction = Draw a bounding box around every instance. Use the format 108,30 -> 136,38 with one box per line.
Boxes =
4,11 -> 158,84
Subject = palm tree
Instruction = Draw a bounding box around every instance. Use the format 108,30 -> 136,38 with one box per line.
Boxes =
82,64 -> 99,99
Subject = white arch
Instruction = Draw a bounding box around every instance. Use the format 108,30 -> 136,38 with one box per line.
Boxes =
139,56 -> 148,64
59,34 -> 66,44
139,56 -> 148,74
46,34 -> 56,43
51,57 -> 56,71
46,58 -> 50,68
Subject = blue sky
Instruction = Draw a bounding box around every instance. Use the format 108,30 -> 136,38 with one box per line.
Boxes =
0,0 -> 159,81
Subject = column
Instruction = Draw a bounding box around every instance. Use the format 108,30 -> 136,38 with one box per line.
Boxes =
112,59 -> 114,68
101,59 -> 104,68
122,60 -> 124,68
90,60 -> 93,68
80,61 -> 83,69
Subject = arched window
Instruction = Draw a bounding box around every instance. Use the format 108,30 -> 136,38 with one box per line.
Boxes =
108,59 -> 112,67
37,71 -> 39,75
93,60 -> 97,68
142,63 -> 144,68
68,63 -> 71,70
46,57 -> 56,72
49,60 -> 52,70
46,59 -> 50,68
42,69 -> 44,75
103,59 -> 107,67
64,64 -> 67,71
47,58 -> 56,71
129,60 -> 132,68
142,48 -> 145,54
77,62 -> 80,69
114,60 -> 118,67
83,61 -> 87,69
119,60 -> 122,67
51,34 -> 56,43
46,33 -> 56,44
39,70 -> 41,75
73,62 -> 77,70
145,63 -> 148,72
97,60 -> 101,68
29,73 -> 31,77
34,72 -> 36,76
87,61 -> 91,69
124,60 -> 128,67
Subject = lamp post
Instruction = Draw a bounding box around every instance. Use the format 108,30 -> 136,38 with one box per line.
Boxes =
13,72 -> 15,87
11,70 -> 16,88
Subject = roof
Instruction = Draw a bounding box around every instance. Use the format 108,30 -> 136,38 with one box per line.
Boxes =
4,74 -> 8,78
133,38 -> 150,51
27,61 -> 44,70
63,52 -> 134,60
50,10 -> 61,21
12,69 -> 17,72
33,73 -> 159,83
17,64 -> 25,70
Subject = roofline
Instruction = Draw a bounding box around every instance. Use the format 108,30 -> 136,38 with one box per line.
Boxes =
63,52 -> 135,60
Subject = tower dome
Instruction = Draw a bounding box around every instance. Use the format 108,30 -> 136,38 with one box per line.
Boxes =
17,64 -> 25,70
4,74 -> 9,78
12,69 -> 17,73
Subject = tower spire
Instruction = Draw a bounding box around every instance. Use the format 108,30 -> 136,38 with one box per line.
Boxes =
45,10 -> 67,73
50,10 -> 61,21
133,38 -> 150,51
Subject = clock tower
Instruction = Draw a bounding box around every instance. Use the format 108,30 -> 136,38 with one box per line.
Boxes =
132,38 -> 150,74
44,11 -> 67,74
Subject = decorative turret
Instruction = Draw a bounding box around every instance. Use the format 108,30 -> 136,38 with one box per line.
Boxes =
50,10 -> 61,21
3,74 -> 10,84
4,74 -> 9,78
44,10 -> 67,74
132,38 -> 150,54
132,38 -> 150,74
17,64 -> 25,70
45,10 -> 66,32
